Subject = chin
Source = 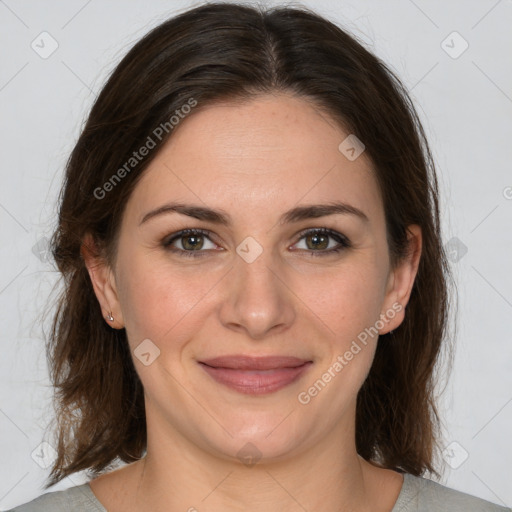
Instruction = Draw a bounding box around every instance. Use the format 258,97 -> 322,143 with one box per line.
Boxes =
199,413 -> 313,466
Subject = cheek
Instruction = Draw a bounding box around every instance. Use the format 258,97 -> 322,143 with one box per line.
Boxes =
298,262 -> 386,342
299,267 -> 386,400
116,252 -> 217,351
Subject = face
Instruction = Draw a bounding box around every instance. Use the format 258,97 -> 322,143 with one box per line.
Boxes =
84,93 -> 420,464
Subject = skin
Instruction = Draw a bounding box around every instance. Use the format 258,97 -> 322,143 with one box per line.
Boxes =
82,92 -> 422,512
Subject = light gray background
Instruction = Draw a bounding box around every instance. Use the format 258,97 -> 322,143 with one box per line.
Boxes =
1,0 -> 511,509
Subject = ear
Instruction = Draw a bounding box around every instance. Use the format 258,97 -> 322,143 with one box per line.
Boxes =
81,232 -> 124,329
378,224 -> 422,334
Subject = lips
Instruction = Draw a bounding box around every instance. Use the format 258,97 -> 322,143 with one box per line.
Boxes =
198,355 -> 313,394
199,355 -> 311,370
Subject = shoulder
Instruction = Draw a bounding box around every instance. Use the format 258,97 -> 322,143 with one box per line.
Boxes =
4,483 -> 106,512
393,473 -> 511,512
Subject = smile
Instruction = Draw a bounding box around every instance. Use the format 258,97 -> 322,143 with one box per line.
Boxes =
198,360 -> 313,394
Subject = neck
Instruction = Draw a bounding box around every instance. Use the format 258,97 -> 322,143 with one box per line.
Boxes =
127,406 -> 385,511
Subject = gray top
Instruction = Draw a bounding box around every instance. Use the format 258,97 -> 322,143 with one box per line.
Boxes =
5,472 -> 511,511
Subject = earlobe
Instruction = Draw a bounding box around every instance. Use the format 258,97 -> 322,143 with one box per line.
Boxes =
80,233 -> 124,329
379,224 -> 422,334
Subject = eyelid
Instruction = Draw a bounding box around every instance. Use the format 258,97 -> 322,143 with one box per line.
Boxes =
163,228 -> 220,252
163,227 -> 351,257
293,227 -> 350,247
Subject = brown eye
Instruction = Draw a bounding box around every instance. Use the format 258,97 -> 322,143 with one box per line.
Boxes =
163,228 -> 218,258
180,233 -> 204,251
305,232 -> 330,250
293,228 -> 351,256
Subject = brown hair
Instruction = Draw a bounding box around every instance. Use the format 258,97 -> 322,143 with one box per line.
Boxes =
43,1 -> 455,488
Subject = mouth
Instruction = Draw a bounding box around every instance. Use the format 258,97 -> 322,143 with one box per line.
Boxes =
198,355 -> 313,395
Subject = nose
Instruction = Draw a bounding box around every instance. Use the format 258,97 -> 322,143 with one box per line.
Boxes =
218,244 -> 296,340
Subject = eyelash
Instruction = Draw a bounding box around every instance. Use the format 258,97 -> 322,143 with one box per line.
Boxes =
162,227 -> 351,258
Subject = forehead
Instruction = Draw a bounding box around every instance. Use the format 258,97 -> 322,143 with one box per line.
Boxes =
124,93 -> 383,226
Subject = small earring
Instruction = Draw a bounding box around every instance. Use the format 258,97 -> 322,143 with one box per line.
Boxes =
106,312 -> 114,322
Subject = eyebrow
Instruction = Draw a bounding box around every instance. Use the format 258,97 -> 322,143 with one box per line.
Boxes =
139,200 -> 369,226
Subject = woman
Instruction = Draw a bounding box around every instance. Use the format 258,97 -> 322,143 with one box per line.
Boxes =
8,2 -> 509,511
